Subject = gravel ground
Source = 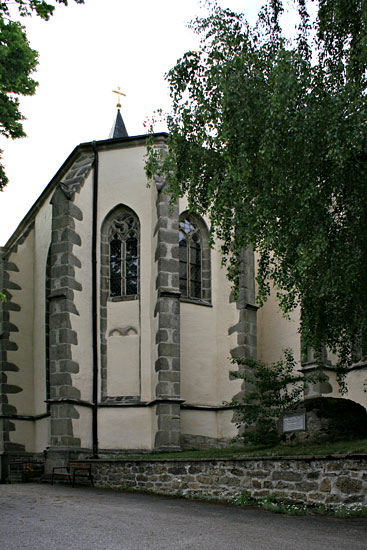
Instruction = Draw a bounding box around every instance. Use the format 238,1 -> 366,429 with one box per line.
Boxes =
1,483 -> 366,550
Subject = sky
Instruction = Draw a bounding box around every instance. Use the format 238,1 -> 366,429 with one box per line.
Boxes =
0,0 -> 266,245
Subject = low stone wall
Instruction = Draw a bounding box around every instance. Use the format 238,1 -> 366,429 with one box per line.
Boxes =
89,454 -> 367,508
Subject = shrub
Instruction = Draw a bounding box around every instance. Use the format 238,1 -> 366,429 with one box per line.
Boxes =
229,350 -> 305,444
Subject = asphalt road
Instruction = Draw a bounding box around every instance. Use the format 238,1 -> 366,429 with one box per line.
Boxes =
0,483 -> 366,550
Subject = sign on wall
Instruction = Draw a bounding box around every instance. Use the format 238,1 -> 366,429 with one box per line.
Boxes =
282,413 -> 306,433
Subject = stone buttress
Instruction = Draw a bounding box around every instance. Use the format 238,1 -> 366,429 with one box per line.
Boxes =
229,246 -> 258,408
154,182 -> 181,451
46,153 -> 93,469
0,248 -> 23,481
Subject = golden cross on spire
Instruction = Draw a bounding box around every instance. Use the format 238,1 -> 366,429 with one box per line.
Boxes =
112,86 -> 126,109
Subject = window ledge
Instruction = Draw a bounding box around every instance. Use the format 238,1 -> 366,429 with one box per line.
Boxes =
180,297 -> 212,307
108,295 -> 139,302
101,396 -> 141,404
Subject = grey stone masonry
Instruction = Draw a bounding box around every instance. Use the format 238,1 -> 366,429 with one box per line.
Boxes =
89,454 -> 367,508
154,185 -> 181,451
302,346 -> 334,398
229,246 -> 257,362
48,153 -> 93,450
0,248 -> 24,482
0,248 -> 24,470
228,246 -> 257,415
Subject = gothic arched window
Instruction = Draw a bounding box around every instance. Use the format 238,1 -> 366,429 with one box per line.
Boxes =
179,213 -> 211,303
109,212 -> 139,297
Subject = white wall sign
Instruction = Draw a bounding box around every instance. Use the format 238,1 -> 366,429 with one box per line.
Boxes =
282,413 -> 306,433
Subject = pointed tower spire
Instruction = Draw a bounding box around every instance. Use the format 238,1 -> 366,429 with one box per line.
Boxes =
109,87 -> 128,139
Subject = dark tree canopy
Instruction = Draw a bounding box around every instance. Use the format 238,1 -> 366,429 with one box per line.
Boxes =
146,0 -> 367,366
0,0 -> 84,189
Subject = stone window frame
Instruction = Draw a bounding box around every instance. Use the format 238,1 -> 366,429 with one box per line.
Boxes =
179,211 -> 211,305
104,206 -> 140,303
100,204 -> 141,403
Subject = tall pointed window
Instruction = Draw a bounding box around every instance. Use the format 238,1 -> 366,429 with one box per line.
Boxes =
109,212 -> 139,297
179,217 -> 202,299
179,213 -> 211,303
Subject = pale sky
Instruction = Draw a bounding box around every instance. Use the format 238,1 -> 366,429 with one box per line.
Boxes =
0,0 -> 265,245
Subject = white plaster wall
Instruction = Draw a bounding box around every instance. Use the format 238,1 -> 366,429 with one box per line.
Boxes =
97,145 -> 158,404
98,407 -> 154,450
34,417 -> 49,452
33,201 -> 52,423
72,172 -> 94,403
217,409 -> 238,439
181,303 -> 218,404
149,186 -> 159,402
72,405 -> 93,449
7,199 -> 52,451
344,368 -> 367,408
179,197 -> 241,408
107,301 -> 140,396
7,229 -> 35,418
315,351 -> 367,409
12,420 -> 35,451
213,247 -> 242,404
181,409 -> 237,440
181,410 -> 217,438
314,367 -> 367,408
257,279 -> 301,365
151,403 -> 159,446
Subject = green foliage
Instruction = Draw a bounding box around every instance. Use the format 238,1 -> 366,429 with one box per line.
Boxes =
0,0 -> 84,190
113,436 -> 367,460
145,0 -> 367,368
229,350 -> 305,444
259,494 -> 308,515
232,492 -> 367,517
0,1 -> 85,22
0,17 -> 38,189
0,291 -> 6,302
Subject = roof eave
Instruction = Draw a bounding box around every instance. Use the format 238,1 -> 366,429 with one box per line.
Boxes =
4,132 -> 168,249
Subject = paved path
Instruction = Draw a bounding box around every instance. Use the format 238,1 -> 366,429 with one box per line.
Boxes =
0,484 -> 366,550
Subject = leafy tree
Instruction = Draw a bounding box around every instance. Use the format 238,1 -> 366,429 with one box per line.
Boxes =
229,350 -> 305,444
0,0 -> 84,189
146,0 -> 367,367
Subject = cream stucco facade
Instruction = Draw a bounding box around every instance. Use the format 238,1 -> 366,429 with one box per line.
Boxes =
0,130 -> 366,479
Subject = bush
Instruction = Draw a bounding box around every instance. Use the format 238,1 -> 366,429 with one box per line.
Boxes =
229,350 -> 305,444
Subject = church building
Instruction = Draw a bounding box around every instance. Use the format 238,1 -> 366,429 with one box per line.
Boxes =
1,107 -> 366,479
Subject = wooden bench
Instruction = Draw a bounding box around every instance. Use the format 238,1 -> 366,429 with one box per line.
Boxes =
51,461 -> 94,487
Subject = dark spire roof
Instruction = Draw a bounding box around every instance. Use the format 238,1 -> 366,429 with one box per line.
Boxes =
109,109 -> 128,139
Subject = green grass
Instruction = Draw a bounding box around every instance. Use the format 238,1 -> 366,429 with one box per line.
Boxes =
231,492 -> 367,517
108,437 -> 367,461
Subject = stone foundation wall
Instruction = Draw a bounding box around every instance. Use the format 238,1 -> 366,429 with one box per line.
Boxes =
89,455 -> 367,507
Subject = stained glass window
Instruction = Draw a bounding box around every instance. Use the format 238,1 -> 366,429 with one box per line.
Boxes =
109,213 -> 139,297
179,217 -> 202,299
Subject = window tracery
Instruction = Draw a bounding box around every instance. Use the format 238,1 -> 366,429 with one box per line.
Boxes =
179,213 -> 211,303
109,212 -> 139,297
179,217 -> 202,299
